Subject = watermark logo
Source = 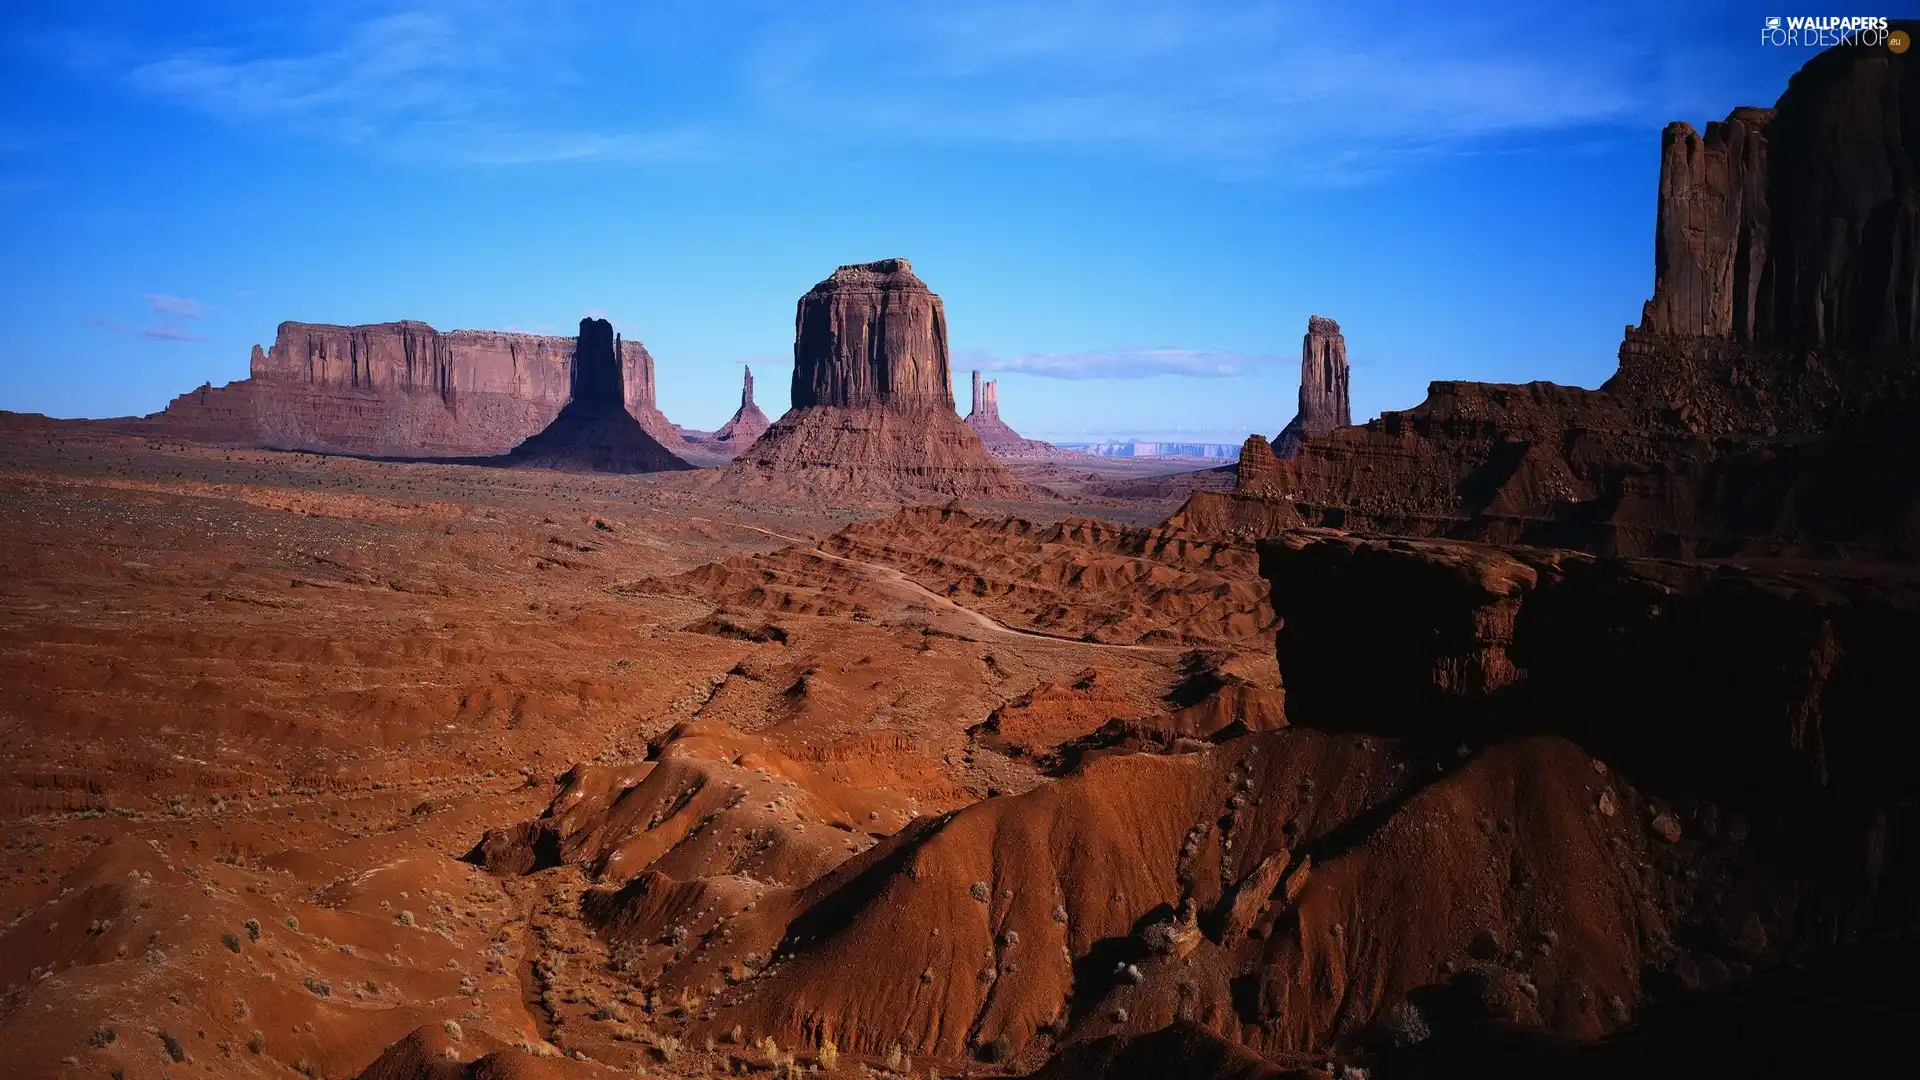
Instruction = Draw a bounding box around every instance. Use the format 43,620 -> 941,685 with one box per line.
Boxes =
1760,15 -> 1892,47
1893,28 -> 1911,53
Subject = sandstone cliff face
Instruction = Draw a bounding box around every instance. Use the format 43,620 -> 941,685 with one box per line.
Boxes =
1272,315 -> 1351,458
1643,41 -> 1920,350
1181,37 -> 1920,557
140,319 -> 688,457
718,260 -> 1029,501
791,259 -> 952,411
502,318 -> 690,473
964,369 -> 1059,458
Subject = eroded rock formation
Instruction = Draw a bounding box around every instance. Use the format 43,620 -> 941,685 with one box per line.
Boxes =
1175,35 -> 1920,557
709,366 -> 771,448
132,319 -> 691,457
1271,315 -> 1351,458
501,318 -> 690,473
718,260 -> 1030,500
965,370 -> 1059,458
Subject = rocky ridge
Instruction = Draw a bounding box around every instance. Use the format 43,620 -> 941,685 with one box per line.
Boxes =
1174,34 -> 1920,558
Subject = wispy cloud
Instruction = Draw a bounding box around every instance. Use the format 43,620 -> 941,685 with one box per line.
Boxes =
111,4 -> 704,165
87,315 -> 209,342
56,0 -> 1717,180
744,0 -> 1678,180
959,347 -> 1289,380
144,293 -> 203,318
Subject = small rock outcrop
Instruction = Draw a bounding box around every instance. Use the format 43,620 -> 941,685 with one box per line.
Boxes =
1271,316 -> 1351,458
964,370 -> 1059,458
709,366 -> 771,447
130,319 -> 691,457
502,318 -> 692,473
718,260 -> 1031,501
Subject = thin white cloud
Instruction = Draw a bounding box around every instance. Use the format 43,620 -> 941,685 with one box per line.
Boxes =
87,315 -> 209,342
71,0 -> 1723,180
115,4 -> 702,165
144,293 -> 204,318
744,0 -> 1671,180
959,347 -> 1289,380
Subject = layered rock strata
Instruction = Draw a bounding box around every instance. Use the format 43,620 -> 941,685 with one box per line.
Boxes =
1271,315 -> 1351,458
1175,35 -> 1920,558
718,260 -> 1030,500
501,318 -> 691,473
131,319 -> 690,457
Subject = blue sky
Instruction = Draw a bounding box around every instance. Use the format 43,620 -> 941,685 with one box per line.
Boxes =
1,1 -> 1808,442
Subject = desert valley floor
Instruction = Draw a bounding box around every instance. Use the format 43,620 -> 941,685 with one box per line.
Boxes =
0,421 -> 1286,1079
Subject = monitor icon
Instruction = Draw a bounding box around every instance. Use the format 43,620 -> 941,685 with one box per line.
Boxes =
1765,17 -> 1781,30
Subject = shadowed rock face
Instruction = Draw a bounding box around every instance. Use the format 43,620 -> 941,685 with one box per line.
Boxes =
1177,36 -> 1920,558
1644,39 -> 1920,350
1272,316 -> 1351,458
502,318 -> 692,473
791,259 -> 954,410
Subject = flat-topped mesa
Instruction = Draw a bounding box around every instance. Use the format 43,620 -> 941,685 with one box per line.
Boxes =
139,317 -> 691,457
791,258 -> 954,411
502,318 -> 691,473
711,365 -> 771,446
1271,315 -> 1351,458
716,260 -> 1031,500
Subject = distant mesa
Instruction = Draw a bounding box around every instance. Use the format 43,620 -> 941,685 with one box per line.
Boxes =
500,318 -> 692,473
963,370 -> 1060,459
1062,440 -> 1241,460
126,318 -> 694,459
716,259 -> 1032,500
1173,33 -> 1920,557
1271,314 -> 1351,458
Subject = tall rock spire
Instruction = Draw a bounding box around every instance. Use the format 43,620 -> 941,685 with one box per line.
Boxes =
1272,316 -> 1352,458
712,364 -> 771,447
